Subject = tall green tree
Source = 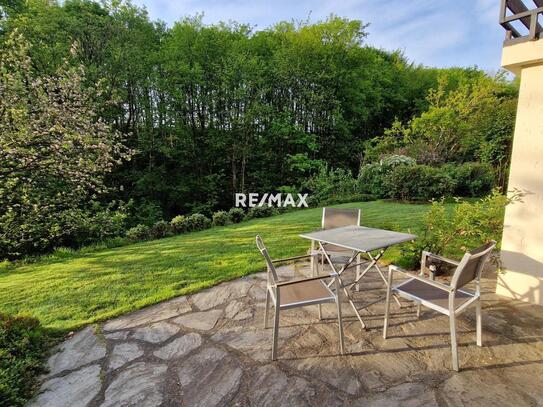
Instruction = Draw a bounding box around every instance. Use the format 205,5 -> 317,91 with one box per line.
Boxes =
0,0 -> 518,238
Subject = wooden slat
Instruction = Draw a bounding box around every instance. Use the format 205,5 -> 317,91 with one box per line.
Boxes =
506,0 -> 543,35
507,0 -> 534,30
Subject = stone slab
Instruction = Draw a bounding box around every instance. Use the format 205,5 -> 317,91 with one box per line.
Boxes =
225,300 -> 253,320
173,309 -> 222,331
354,382 -> 438,407
46,327 -> 106,377
103,297 -> 191,331
28,364 -> 101,407
131,321 -> 180,344
101,362 -> 167,407
248,364 -> 316,407
153,333 -> 202,360
108,342 -> 144,371
210,326 -> 301,361
438,370 -> 534,407
177,347 -> 243,407
190,281 -> 251,311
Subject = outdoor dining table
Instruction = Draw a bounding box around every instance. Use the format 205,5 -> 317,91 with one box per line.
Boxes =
300,225 -> 417,329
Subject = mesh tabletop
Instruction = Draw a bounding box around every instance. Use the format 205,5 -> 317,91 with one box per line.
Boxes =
300,225 -> 417,253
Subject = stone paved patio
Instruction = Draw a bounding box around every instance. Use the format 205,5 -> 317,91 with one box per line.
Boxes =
29,261 -> 543,407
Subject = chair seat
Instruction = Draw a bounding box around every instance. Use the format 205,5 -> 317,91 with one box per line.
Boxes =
278,279 -> 335,308
394,278 -> 473,313
312,249 -> 353,265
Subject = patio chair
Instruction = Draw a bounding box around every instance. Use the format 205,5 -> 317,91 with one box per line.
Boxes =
319,207 -> 361,262
313,208 -> 362,293
256,235 -> 345,360
382,241 -> 496,371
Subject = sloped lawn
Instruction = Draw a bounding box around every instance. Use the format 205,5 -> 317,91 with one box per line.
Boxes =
0,201 -> 451,332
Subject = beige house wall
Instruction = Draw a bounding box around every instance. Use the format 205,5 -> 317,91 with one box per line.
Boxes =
497,43 -> 543,306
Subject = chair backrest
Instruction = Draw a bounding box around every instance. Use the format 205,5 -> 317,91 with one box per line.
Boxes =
451,241 -> 496,290
322,207 -> 361,229
256,235 -> 279,284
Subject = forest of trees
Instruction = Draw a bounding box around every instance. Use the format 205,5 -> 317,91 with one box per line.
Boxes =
0,0 -> 518,258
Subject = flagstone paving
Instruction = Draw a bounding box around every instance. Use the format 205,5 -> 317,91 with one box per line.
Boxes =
29,261 -> 543,406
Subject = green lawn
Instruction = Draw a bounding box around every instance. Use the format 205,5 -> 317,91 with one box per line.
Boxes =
0,201 -> 454,331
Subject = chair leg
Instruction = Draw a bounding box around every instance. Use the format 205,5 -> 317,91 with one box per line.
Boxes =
383,267 -> 394,339
449,313 -> 459,372
318,255 -> 324,320
476,299 -> 482,347
383,296 -> 391,339
272,304 -> 280,361
416,301 -> 421,318
335,278 -> 345,355
355,253 -> 361,291
264,289 -> 270,329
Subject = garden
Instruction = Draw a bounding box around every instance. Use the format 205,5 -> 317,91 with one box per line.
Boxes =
0,1 -> 523,405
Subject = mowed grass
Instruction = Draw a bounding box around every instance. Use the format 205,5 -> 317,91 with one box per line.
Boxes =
0,201 -> 455,331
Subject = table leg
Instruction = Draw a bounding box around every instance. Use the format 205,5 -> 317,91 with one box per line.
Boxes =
353,249 -> 402,307
319,243 -> 366,329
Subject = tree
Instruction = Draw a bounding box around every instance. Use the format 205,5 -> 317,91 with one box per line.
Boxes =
0,31 -> 132,258
0,0 -> 518,247
364,70 -> 518,173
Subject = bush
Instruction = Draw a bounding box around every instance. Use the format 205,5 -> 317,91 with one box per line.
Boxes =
443,162 -> 494,197
0,201 -> 129,260
212,211 -> 231,226
358,155 -> 416,198
398,189 -> 521,269
0,314 -> 52,407
185,213 -> 211,231
170,215 -> 189,234
245,205 -> 277,219
149,220 -> 172,239
383,164 -> 455,201
171,213 -> 211,232
358,163 -> 387,197
125,224 -> 150,242
72,202 -> 129,247
359,157 -> 494,201
228,208 -> 245,223
304,165 -> 358,205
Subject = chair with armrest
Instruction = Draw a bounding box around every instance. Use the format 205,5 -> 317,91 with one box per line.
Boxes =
383,241 -> 496,371
256,235 -> 345,360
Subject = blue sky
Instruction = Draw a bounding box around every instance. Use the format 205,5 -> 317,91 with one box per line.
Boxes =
131,0 -> 506,71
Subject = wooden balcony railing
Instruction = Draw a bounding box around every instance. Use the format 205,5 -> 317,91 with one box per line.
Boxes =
500,0 -> 543,44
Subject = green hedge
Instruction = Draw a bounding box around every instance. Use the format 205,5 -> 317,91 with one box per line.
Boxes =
442,162 -> 494,197
358,160 -> 494,201
383,165 -> 455,201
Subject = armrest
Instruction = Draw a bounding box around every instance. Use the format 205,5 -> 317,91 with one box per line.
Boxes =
389,265 -> 452,292
271,254 -> 314,264
422,251 -> 459,267
276,272 -> 338,287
